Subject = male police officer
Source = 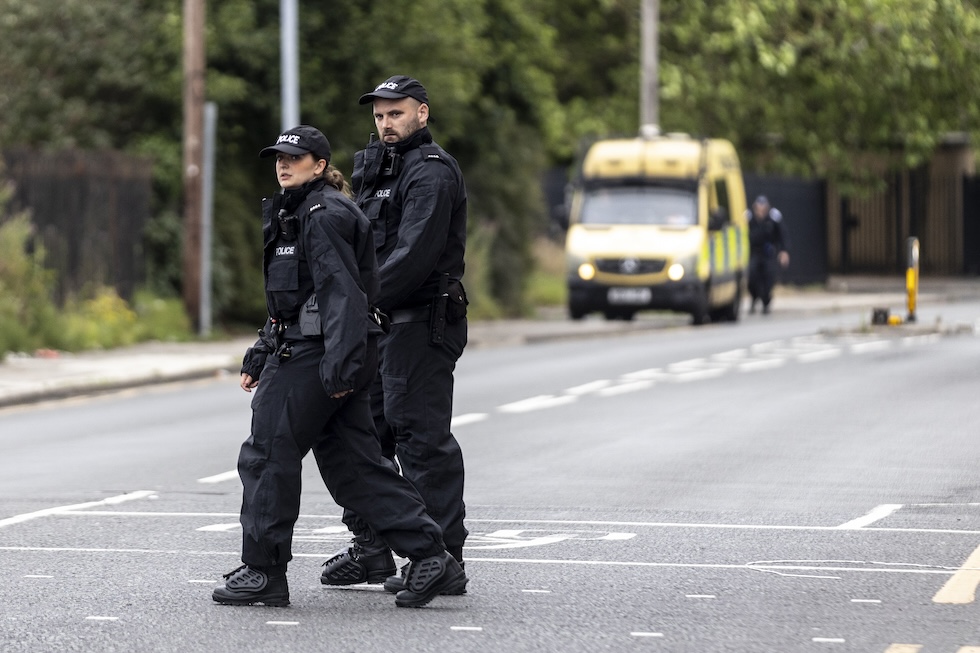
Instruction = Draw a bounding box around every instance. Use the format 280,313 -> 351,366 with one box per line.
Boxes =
747,195 -> 790,314
320,76 -> 469,593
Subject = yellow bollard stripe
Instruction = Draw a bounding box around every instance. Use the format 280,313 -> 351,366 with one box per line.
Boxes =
933,542 -> 980,604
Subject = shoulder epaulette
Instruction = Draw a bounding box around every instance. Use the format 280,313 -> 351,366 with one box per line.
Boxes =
419,144 -> 442,161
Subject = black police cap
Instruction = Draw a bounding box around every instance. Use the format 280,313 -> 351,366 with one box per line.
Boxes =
358,75 -> 429,106
259,125 -> 332,162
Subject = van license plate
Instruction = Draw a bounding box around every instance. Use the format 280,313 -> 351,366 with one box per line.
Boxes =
607,287 -> 652,305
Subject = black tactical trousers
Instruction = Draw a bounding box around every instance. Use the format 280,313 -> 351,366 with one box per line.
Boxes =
343,318 -> 468,558
748,255 -> 778,306
237,340 -> 445,568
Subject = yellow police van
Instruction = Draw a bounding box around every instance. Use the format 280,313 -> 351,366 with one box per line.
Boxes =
564,131 -> 748,325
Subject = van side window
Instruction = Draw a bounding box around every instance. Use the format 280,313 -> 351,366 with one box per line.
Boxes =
713,179 -> 731,225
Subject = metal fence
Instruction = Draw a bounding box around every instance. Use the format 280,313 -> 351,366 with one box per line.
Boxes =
2,148 -> 152,303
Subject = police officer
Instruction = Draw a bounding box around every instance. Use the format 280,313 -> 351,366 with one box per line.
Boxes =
747,195 -> 790,314
212,125 -> 465,609
320,76 -> 469,593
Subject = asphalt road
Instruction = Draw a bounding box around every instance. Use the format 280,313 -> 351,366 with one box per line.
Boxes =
2,301 -> 980,653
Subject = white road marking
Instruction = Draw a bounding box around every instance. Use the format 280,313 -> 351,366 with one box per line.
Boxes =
564,380 -> 612,395
266,621 -> 299,626
712,349 -> 748,362
24,575 -> 53,578
837,504 -> 903,529
196,523 -> 240,532
311,526 -> 350,534
686,594 -> 716,599
631,632 -> 664,638
883,646 -> 922,653
197,471 -> 239,484
599,532 -> 636,540
851,599 -> 881,603
187,580 -> 216,584
851,340 -> 892,354
450,626 -> 483,631
798,348 -> 841,363
451,413 -> 488,427
598,380 -> 653,396
522,589 -> 551,593
35,511 -> 980,537
672,368 -> 726,382
738,358 -> 786,372
619,368 -> 666,381
497,394 -> 577,413
86,616 -> 119,621
812,637 -> 845,643
0,490 -> 156,529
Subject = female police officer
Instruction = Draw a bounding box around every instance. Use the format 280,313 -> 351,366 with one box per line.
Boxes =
211,125 -> 465,608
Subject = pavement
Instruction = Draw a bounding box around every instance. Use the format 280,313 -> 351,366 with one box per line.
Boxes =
2,275 -> 979,408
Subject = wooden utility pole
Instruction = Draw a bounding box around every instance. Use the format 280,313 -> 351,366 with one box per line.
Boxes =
182,0 -> 205,329
640,0 -> 660,132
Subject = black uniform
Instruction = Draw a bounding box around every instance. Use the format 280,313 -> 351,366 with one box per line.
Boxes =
236,178 -> 446,570
346,126 -> 469,560
747,207 -> 789,311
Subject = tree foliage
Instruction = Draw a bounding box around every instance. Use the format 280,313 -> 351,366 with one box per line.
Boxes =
2,0 -> 980,321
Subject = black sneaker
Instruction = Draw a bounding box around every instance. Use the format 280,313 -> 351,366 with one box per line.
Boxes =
394,552 -> 468,608
385,560 -> 467,595
320,544 -> 395,585
212,565 -> 289,607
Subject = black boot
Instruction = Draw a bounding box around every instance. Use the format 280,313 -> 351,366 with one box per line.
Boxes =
212,564 -> 289,607
394,552 -> 468,608
320,529 -> 395,586
385,559 -> 467,595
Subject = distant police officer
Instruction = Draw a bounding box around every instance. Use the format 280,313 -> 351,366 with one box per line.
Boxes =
746,195 -> 790,314
212,125 -> 465,609
320,76 -> 469,593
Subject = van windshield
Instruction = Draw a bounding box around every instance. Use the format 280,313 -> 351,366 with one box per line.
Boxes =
579,187 -> 697,226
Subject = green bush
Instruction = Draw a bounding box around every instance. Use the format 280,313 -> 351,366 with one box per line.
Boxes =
0,212 -> 193,355
0,214 -> 60,354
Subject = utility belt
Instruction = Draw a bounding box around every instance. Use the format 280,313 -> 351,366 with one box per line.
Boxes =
388,276 -> 468,346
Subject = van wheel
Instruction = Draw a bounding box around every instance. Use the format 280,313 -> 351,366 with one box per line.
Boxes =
712,285 -> 741,323
569,303 -> 588,320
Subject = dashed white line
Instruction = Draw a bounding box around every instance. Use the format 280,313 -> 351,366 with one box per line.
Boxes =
851,599 -> 882,604
24,575 -> 53,578
797,348 -> 841,363
564,380 -> 612,395
266,621 -> 299,626
837,504 -> 903,529
631,632 -> 664,638
86,616 -> 119,621
598,380 -> 653,396
498,395 -> 577,413
851,340 -> 892,354
686,594 -> 716,599
739,358 -> 785,372
522,589 -> 551,593
197,470 -> 239,484
813,637 -> 845,643
450,626 -> 483,631
0,490 -> 156,529
451,413 -> 489,427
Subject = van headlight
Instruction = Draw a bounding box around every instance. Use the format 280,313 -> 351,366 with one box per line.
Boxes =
578,263 -> 596,281
667,262 -> 685,281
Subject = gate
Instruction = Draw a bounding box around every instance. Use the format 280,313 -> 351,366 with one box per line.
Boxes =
2,148 -> 152,303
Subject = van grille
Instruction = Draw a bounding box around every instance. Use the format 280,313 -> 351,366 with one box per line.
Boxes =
595,257 -> 666,275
